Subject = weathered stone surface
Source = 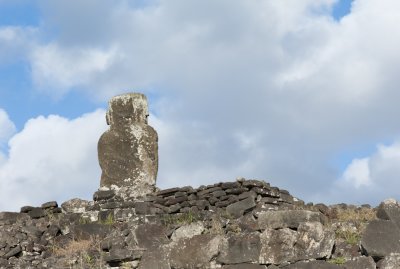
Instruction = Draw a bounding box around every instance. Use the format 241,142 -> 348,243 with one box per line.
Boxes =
71,223 -> 112,240
61,198 -> 90,213
171,221 -> 204,241
98,93 -> 158,197
222,264 -> 268,269
218,232 -> 261,264
295,222 -> 335,260
0,212 -> 28,225
259,222 -> 334,264
41,201 -> 58,209
226,197 -> 256,218
361,219 -> 400,258
4,245 -> 22,259
344,256 -> 375,269
259,228 -> 297,264
168,234 -> 222,269
93,190 -> 115,201
104,248 -> 140,263
258,210 -> 322,229
378,253 -> 400,269
135,223 -> 169,249
27,207 -> 46,219
282,260 -> 343,269
138,248 -> 170,269
376,199 -> 400,228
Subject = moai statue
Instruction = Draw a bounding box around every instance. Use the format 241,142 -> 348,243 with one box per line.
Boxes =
98,93 -> 158,197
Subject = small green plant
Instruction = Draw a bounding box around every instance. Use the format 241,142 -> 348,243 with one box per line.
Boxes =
162,211 -> 198,226
79,216 -> 92,224
335,229 -> 360,245
328,257 -> 346,265
102,213 -> 114,225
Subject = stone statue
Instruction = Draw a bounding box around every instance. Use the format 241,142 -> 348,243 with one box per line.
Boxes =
98,93 -> 158,197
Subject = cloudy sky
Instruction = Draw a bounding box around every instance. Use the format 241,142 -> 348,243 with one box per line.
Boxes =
1,0 -> 400,211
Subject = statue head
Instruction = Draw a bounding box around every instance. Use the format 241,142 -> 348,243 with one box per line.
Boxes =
106,93 -> 149,127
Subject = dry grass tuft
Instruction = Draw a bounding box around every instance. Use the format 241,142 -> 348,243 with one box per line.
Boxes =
334,207 -> 376,223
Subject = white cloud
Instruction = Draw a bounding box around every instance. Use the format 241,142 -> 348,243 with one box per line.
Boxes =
324,141 -> 400,205
2,0 -> 400,207
30,43 -> 118,97
0,110 -> 107,211
340,158 -> 371,188
0,108 -> 16,145
0,26 -> 36,65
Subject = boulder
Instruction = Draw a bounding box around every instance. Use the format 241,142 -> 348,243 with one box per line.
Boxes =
259,228 -> 297,264
259,222 -> 334,264
344,256 -> 376,269
258,210 -> 322,229
98,93 -> 158,197
378,253 -> 400,269
361,219 -> 400,258
222,265 -> 268,269
138,248 -> 170,269
226,197 -> 256,218
168,234 -> 222,268
170,221 -> 204,241
218,232 -> 261,264
61,198 -> 90,213
282,260 -> 343,268
376,199 -> 400,228
135,224 -> 169,249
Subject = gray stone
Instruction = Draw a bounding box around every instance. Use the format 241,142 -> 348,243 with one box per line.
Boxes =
344,256 -> 375,269
295,222 -> 335,260
104,248 -> 140,263
138,248 -> 170,269
259,222 -> 334,264
27,208 -> 46,219
168,234 -> 222,269
258,210 -> 322,229
171,222 -> 204,241
0,212 -> 29,225
282,260 -> 344,269
98,93 -> 158,197
93,190 -> 115,201
259,228 -> 297,264
218,232 -> 261,264
20,206 -> 34,213
378,253 -> 400,269
222,265 -> 268,269
361,219 -> 400,258
71,223 -> 112,240
226,197 -> 256,218
4,245 -> 22,259
41,201 -> 58,209
61,198 -> 90,213
135,224 -> 169,249
376,199 -> 400,228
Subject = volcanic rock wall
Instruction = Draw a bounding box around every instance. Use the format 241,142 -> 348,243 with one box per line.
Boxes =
1,178 -> 398,269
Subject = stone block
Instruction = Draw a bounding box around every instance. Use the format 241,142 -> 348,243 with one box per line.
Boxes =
361,219 -> 400,258
168,234 -> 222,269
226,197 -> 256,218
344,256 -> 376,269
218,232 -> 261,264
222,265 -> 268,269
257,210 -> 322,229
377,253 -> 400,269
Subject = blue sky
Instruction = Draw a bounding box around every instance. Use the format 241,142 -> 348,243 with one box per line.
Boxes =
2,0 -> 400,211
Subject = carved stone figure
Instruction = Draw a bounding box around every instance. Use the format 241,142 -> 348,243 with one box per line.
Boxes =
98,93 -> 158,197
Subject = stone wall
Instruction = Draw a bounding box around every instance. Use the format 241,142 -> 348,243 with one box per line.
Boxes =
1,178 -> 396,269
